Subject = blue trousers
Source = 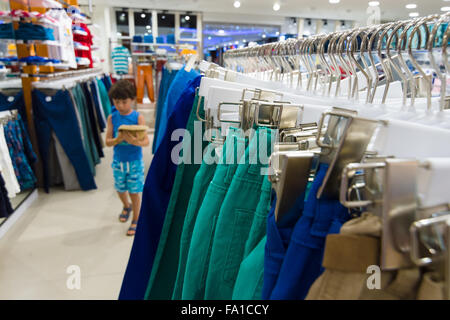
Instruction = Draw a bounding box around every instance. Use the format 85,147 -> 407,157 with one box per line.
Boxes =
269,164 -> 350,300
80,82 -> 104,159
153,68 -> 178,154
118,75 -> 202,300
154,68 -> 200,152
32,89 -> 97,192
89,80 -> 106,131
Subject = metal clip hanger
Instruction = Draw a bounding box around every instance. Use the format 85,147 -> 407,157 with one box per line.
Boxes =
269,150 -> 315,225
315,110 -> 382,200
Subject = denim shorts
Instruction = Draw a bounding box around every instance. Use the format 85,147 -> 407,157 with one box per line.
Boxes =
112,159 -> 145,193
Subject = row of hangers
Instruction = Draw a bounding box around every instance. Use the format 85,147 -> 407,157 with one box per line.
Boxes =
224,13 -> 450,111
194,13 -> 450,299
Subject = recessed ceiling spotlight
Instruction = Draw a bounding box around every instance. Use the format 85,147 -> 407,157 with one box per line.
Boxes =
329,0 -> 340,3
405,4 -> 417,9
235,41 -> 239,44
262,34 -> 267,38
368,1 -> 380,6
234,1 -> 241,8
141,10 -> 146,18
409,12 -> 419,17
185,15 -> 190,21
273,3 -> 280,11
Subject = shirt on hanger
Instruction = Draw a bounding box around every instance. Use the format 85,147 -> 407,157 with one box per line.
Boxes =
111,46 -> 131,75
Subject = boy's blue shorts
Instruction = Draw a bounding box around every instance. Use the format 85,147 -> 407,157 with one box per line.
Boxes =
112,159 -> 145,194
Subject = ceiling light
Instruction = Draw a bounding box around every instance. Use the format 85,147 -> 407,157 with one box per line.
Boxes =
185,15 -> 190,21
208,36 -> 212,40
234,1 -> 241,8
235,41 -> 239,44
276,31 -> 280,35
368,1 -> 379,6
141,11 -> 146,18
162,15 -> 166,19
262,34 -> 266,38
441,7 -> 450,12
273,3 -> 280,11
409,12 -> 419,17
405,4 -> 417,9
329,0 -> 340,3
243,39 -> 246,42
146,25 -> 151,29
218,29 -> 225,34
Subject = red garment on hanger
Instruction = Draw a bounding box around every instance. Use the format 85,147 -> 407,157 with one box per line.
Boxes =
73,23 -> 93,68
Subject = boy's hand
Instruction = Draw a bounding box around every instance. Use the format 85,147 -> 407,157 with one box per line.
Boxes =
123,131 -> 141,146
116,131 -> 125,144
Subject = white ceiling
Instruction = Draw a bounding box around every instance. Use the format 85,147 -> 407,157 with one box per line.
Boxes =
87,0 -> 446,22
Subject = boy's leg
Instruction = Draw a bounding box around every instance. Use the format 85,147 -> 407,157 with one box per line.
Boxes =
112,160 -> 131,222
127,193 -> 141,235
118,191 -> 131,221
126,160 -> 145,235
129,193 -> 141,222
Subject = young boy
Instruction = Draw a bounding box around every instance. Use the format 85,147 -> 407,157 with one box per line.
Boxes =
106,80 -> 149,236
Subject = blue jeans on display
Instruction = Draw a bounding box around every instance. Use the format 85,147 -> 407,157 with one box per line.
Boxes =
268,164 -> 350,300
262,193 -> 302,299
32,89 -> 97,192
118,75 -> 202,300
152,68 -> 178,154
154,67 -> 200,152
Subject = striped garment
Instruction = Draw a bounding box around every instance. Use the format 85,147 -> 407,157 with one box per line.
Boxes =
111,46 -> 131,74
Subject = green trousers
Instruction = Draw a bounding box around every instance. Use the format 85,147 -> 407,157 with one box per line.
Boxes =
144,96 -> 208,300
204,128 -> 274,300
232,237 -> 266,300
244,176 -> 272,258
182,127 -> 247,300
171,143 -> 219,300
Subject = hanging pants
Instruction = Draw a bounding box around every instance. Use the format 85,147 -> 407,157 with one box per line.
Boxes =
32,89 -> 97,192
171,143 -> 219,300
118,75 -> 202,300
204,128 -> 274,300
144,96 -> 209,300
136,64 -> 155,103
182,127 -> 247,300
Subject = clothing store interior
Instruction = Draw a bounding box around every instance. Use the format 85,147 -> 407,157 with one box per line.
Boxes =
0,0 -> 450,301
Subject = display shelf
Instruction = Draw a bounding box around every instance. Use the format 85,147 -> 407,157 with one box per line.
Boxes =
16,40 -> 62,46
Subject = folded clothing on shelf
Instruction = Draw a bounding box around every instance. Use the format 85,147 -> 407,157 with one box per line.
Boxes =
15,22 -> 55,41
73,41 -> 90,50
0,23 -> 15,39
19,56 -> 61,65
133,35 -> 143,43
156,36 -> 164,43
166,34 -> 175,44
144,35 -> 153,43
0,57 -> 18,62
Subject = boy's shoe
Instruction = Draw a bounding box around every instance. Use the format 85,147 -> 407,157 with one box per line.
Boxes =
119,207 -> 132,222
127,220 -> 138,236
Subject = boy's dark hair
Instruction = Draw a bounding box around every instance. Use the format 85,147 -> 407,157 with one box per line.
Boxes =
108,80 -> 137,100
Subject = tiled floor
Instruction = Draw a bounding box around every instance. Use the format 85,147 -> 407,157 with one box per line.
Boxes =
0,133 -> 154,300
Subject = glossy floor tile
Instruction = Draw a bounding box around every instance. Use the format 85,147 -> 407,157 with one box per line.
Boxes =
0,133 -> 154,300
